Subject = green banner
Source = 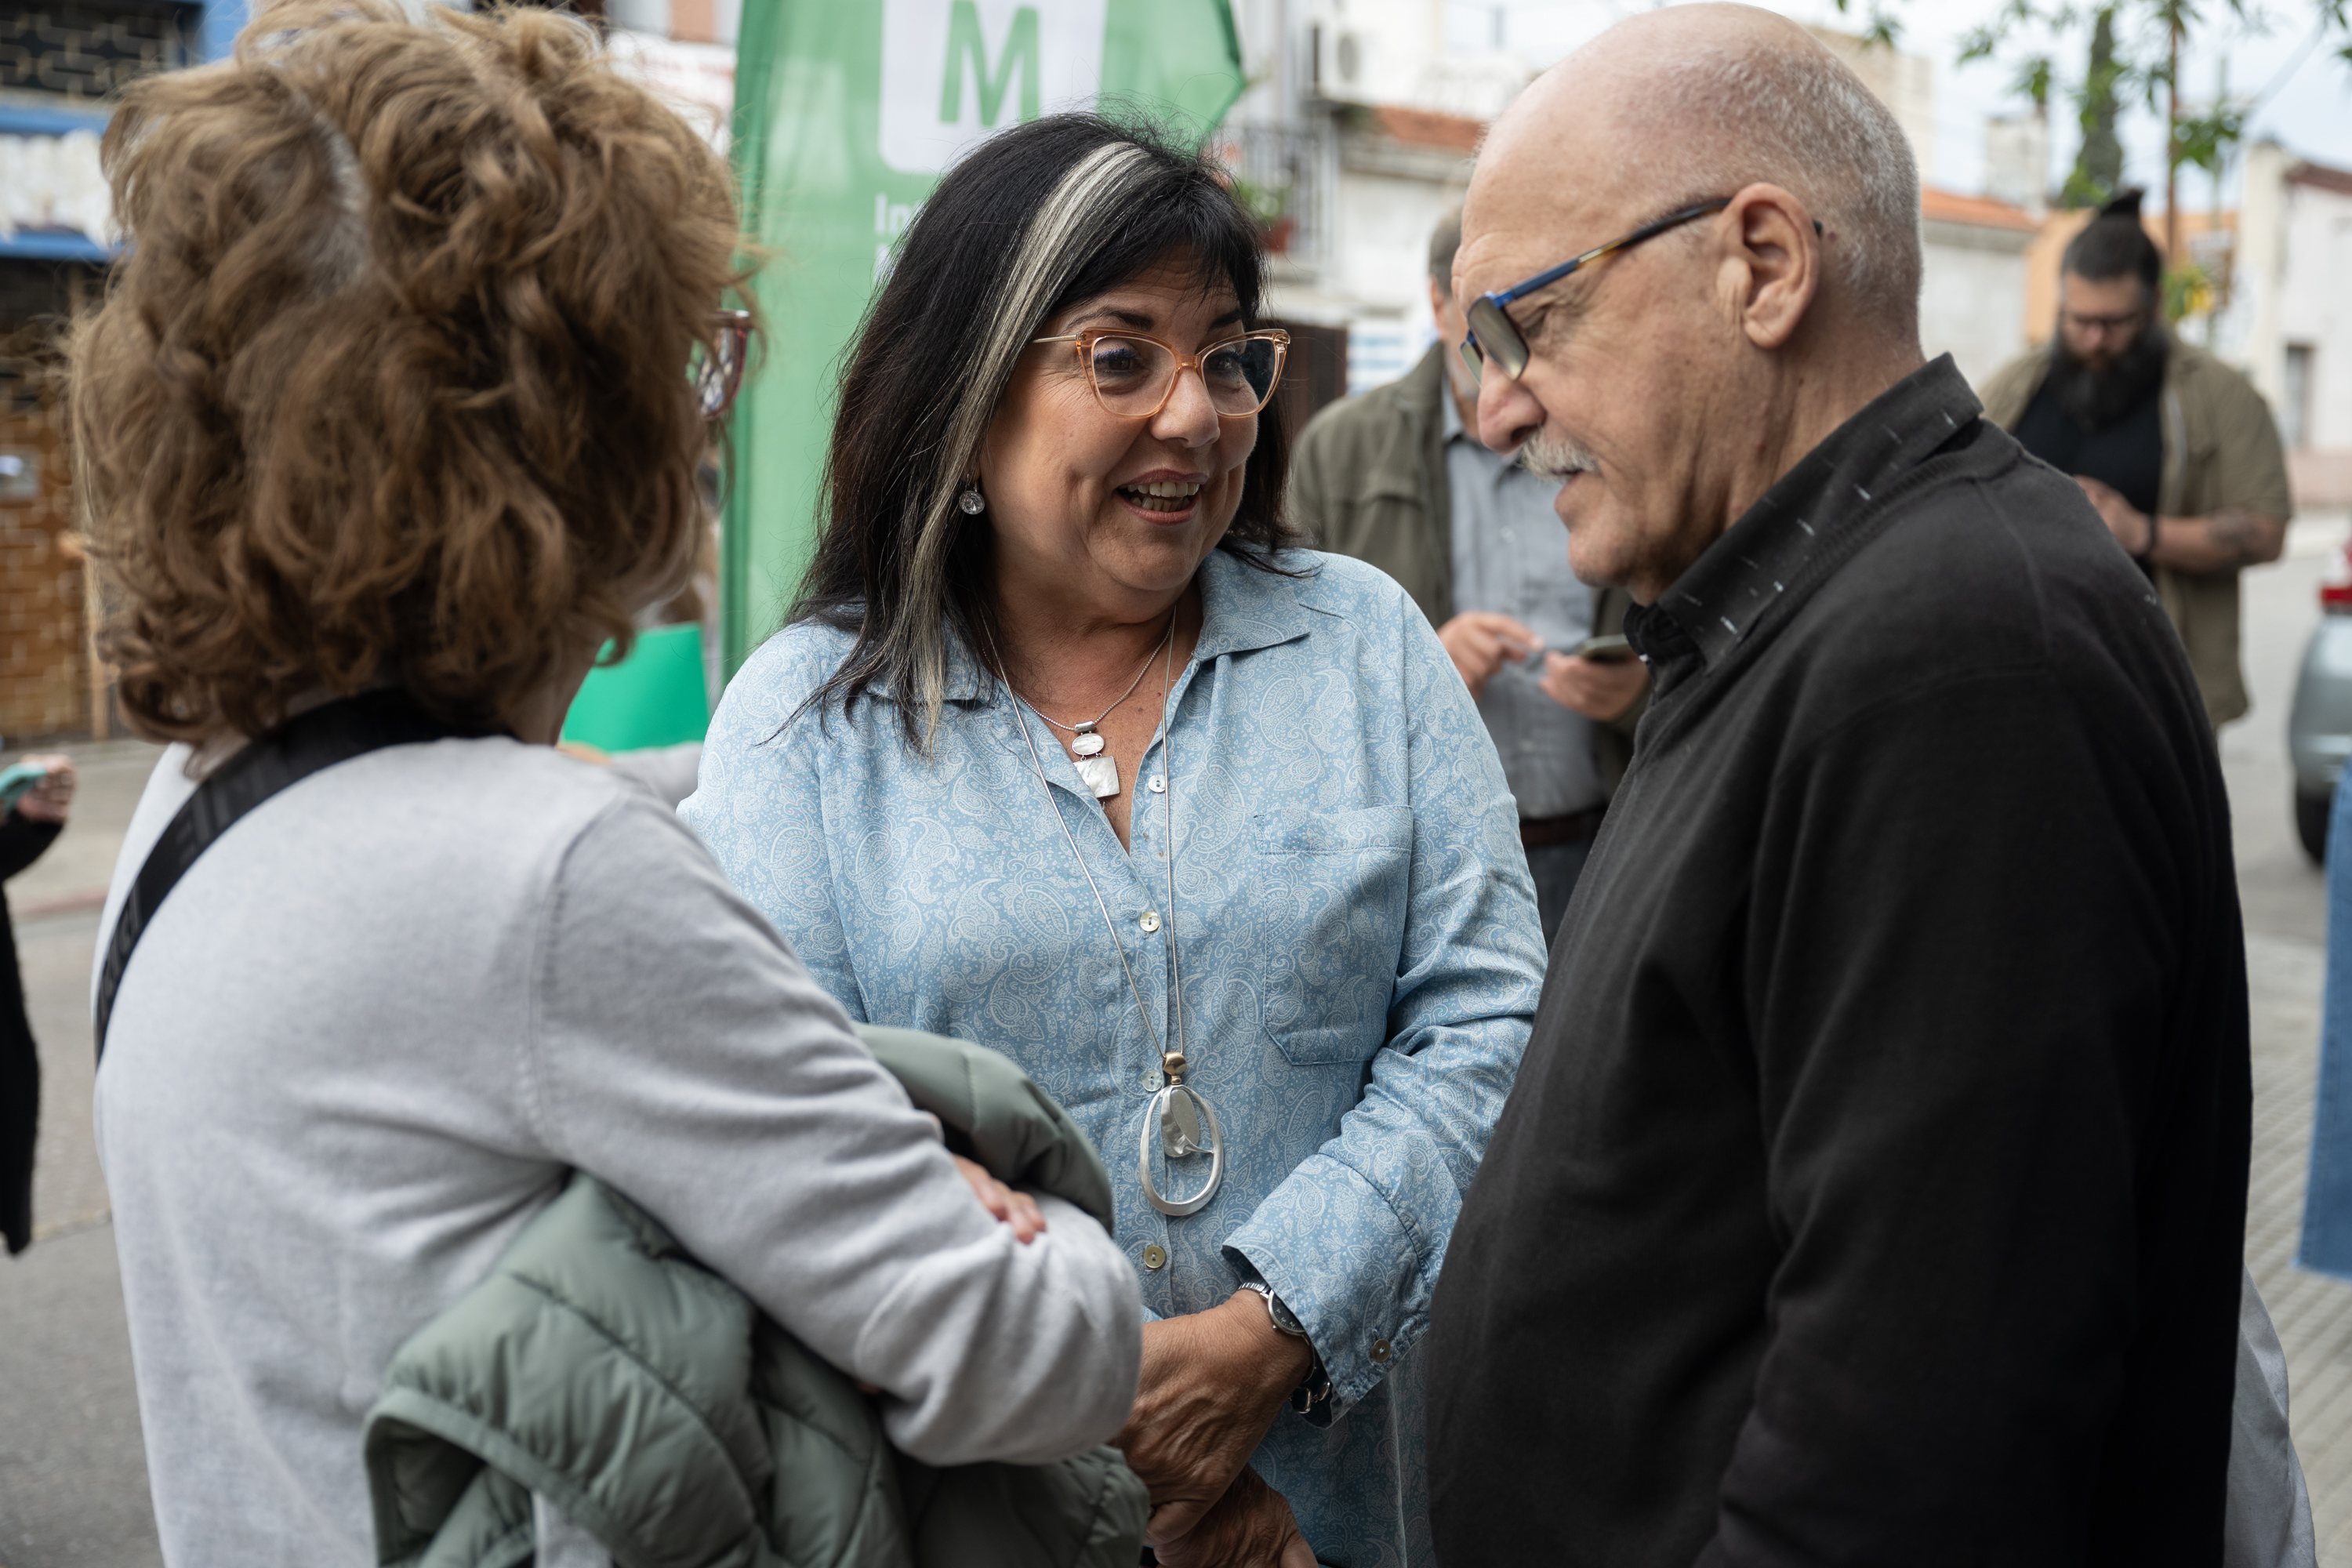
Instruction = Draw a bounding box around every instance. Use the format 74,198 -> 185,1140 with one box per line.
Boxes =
722,0 -> 1247,676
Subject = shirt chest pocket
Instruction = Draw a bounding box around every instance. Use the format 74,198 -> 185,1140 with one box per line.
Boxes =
1249,806 -> 1416,1066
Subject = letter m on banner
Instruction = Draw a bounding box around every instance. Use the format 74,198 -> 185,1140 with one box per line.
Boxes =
940,1 -> 1039,127
721,0 -> 1243,676
878,0 -> 1105,174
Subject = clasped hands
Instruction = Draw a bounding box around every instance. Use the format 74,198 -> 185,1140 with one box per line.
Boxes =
949,1155 -> 1316,1565
1115,1292 -> 1319,1567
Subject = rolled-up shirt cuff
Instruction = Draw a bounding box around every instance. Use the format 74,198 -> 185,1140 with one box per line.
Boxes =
1221,1152 -> 1435,1423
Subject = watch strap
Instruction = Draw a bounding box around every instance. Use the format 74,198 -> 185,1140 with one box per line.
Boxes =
1238,1282 -> 1332,1413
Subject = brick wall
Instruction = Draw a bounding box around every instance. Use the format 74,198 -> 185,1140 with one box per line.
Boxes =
0,390 -> 88,742
0,0 -> 196,100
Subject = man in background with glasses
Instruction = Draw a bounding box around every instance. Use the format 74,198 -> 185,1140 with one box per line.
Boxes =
1980,190 -> 2292,731
1424,5 -> 2259,1564
1289,208 -> 1648,943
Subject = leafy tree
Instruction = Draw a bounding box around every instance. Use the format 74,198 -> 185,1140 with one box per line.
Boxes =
2068,8 -> 2126,205
1954,0 -> 2347,230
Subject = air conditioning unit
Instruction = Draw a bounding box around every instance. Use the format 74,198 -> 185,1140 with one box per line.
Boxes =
1310,23 -> 1375,102
1307,2 -> 1423,107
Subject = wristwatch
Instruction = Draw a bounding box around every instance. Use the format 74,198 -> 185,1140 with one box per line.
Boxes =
1239,1279 -> 1306,1338
1238,1281 -> 1334,1413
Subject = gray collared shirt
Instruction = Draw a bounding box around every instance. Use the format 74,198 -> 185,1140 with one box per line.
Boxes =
1443,390 -> 1604,820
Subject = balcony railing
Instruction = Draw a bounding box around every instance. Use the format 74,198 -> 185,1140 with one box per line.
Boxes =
1209,122 -> 1330,267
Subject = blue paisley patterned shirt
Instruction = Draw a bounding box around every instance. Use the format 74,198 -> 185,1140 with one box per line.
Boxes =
683,550 -> 1544,1567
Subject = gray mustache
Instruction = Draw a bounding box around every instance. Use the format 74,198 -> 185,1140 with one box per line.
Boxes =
1520,429 -> 1601,481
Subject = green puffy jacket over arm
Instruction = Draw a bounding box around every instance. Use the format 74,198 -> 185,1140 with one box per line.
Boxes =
365,1025 -> 1147,1568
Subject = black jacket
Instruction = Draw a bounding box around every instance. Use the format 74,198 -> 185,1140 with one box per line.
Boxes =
1428,358 -> 2249,1565
1,807 -> 63,1254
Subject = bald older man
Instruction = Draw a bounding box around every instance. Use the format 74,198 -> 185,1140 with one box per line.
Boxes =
1425,9 -> 2249,1564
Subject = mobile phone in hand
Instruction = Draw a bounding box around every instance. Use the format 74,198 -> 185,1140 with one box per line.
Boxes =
0,761 -> 53,808
0,760 -> 54,809
1573,633 -> 1633,666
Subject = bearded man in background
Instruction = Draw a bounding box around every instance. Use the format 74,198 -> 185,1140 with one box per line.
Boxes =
1981,188 -> 2293,731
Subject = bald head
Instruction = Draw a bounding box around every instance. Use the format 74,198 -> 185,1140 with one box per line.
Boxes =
1446,5 -> 1929,602
1468,5 -> 1921,339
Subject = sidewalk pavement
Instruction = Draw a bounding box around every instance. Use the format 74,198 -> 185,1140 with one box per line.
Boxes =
5,528 -> 2352,1563
2230,514 -> 2352,1564
0,739 -> 165,1568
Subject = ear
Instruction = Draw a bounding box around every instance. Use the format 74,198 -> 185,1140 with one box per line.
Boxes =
1715,183 -> 1819,351
1428,275 -> 1451,321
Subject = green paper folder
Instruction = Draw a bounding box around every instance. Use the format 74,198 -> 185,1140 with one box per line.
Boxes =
560,623 -> 712,753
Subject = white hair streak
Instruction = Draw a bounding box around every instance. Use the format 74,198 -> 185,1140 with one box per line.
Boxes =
895,141 -> 1162,749
296,94 -> 370,295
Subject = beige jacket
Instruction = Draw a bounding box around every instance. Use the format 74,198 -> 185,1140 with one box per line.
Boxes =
1977,337 -> 2294,727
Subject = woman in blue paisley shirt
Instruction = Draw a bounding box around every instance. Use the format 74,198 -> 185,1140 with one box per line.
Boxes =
684,115 -> 1544,1568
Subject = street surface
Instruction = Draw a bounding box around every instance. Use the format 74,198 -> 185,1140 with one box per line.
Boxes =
2229,512 -> 2352,1565
0,739 -> 167,1568
2,521 -> 2350,1563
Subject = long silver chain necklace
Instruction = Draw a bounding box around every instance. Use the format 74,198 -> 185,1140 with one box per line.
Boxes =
998,620 -> 1224,1217
1026,617 -> 1174,800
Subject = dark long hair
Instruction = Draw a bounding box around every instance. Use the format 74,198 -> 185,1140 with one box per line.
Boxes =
2063,188 -> 2163,295
792,113 -> 1302,750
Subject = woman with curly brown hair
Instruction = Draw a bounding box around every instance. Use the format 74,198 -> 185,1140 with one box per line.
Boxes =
71,5 -> 1138,1561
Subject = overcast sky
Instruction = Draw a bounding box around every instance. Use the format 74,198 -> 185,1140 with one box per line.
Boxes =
1443,0 -> 2352,205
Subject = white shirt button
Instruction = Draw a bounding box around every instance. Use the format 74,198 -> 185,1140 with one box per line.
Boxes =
1148,776 -> 1167,793
1140,911 -> 1161,933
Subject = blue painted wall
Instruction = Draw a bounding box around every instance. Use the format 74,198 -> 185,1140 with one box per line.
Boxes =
197,0 -> 249,63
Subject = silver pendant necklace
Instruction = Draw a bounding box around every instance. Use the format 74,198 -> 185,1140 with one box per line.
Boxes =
1000,619 -> 1223,1217
1025,617 -> 1175,800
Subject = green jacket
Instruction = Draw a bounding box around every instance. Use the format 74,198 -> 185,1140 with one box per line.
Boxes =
1287,343 -> 1642,796
1977,336 -> 2294,728
363,1025 -> 1146,1568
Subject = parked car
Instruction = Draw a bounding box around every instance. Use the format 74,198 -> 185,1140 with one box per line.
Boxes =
2288,539 -> 2352,862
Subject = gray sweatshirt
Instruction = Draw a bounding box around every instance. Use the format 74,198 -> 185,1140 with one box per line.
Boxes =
93,737 -> 1140,1567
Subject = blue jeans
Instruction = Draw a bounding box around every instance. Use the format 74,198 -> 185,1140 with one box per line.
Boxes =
2301,767 -> 2352,1276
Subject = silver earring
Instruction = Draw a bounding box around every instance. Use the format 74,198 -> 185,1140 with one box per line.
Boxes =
958,486 -> 986,515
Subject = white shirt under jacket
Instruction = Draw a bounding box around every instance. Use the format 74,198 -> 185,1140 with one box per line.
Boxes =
91,736 -> 1141,1567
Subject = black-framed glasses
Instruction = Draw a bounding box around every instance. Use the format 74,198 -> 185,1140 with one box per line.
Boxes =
694,308 -> 756,420
1030,328 -> 1290,419
1459,198 -> 1734,383
2058,306 -> 2151,339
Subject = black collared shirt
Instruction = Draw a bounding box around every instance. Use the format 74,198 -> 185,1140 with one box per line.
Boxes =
1430,358 -> 2249,1566
1624,360 -> 1982,688
2014,366 -> 2166,522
